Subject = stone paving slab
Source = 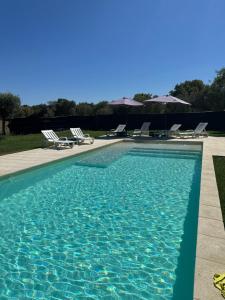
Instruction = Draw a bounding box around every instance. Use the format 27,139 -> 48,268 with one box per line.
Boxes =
196,234 -> 225,264
0,139 -> 122,178
198,217 -> 225,240
193,137 -> 225,300
199,205 -> 223,221
201,195 -> 221,208
194,258 -> 225,300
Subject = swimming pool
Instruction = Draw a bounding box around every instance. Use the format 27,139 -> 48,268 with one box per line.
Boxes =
0,142 -> 202,299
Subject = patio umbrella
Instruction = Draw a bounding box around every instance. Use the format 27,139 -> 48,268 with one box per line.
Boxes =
108,97 -> 143,132
144,95 -> 191,131
108,97 -> 144,106
144,95 -> 191,106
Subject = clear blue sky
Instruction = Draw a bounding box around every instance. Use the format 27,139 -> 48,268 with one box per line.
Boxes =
0,0 -> 225,105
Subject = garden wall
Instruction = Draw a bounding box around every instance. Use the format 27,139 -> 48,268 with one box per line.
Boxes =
8,111 -> 225,134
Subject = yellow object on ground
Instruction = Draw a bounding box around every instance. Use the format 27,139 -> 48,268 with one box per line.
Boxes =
214,273 -> 225,298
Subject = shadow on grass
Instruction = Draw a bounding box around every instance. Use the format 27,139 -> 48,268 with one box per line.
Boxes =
213,156 -> 225,228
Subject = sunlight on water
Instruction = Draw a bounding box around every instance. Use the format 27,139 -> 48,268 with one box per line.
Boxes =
0,143 -> 201,299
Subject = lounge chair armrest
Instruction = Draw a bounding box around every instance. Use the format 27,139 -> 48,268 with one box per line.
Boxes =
180,130 -> 194,133
132,129 -> 141,136
60,137 -> 68,140
106,129 -> 113,136
84,134 -> 91,138
106,129 -> 115,134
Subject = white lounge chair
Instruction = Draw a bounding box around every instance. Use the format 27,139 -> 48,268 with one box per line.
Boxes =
41,130 -> 74,148
179,122 -> 208,138
107,124 -> 127,137
132,122 -> 151,136
70,128 -> 94,144
167,124 -> 182,137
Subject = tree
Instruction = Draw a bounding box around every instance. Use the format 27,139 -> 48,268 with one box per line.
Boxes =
133,93 -> 152,102
0,92 -> 21,135
212,68 -> 225,90
208,68 -> 225,111
48,98 -> 76,116
31,104 -> 51,117
170,80 -> 205,101
169,80 -> 206,112
76,102 -> 94,116
94,101 -> 113,115
16,105 -> 34,117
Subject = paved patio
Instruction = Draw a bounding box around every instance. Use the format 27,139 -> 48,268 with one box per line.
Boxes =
0,136 -> 225,299
0,138 -> 122,177
192,137 -> 225,300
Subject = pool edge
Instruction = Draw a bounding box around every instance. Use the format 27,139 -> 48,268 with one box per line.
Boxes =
1,137 -> 225,300
193,139 -> 225,300
0,139 -> 123,180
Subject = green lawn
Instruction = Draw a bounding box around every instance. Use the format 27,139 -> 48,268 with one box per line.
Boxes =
208,131 -> 225,137
0,130 -> 105,156
0,130 -> 225,156
213,156 -> 225,227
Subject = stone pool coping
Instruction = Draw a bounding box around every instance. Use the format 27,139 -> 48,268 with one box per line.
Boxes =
0,138 -> 123,179
191,137 -> 225,300
0,136 -> 225,299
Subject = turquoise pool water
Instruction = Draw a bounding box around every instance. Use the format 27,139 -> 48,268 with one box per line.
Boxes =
0,143 -> 202,300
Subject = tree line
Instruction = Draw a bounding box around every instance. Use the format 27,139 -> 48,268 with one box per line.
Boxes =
0,67 -> 225,134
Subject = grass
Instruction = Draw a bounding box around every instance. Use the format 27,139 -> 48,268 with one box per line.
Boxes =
213,156 -> 225,227
208,131 -> 225,137
0,130 -> 105,156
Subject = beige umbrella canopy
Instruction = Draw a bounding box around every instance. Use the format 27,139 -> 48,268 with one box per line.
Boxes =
144,96 -> 191,130
109,97 -> 144,106
144,95 -> 191,105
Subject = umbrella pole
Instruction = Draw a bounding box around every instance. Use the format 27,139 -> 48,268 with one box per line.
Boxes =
164,103 -> 167,133
165,105 -> 168,137
165,114 -> 167,130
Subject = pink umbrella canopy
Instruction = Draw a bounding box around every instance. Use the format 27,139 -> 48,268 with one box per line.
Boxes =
109,97 -> 144,106
144,95 -> 191,105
